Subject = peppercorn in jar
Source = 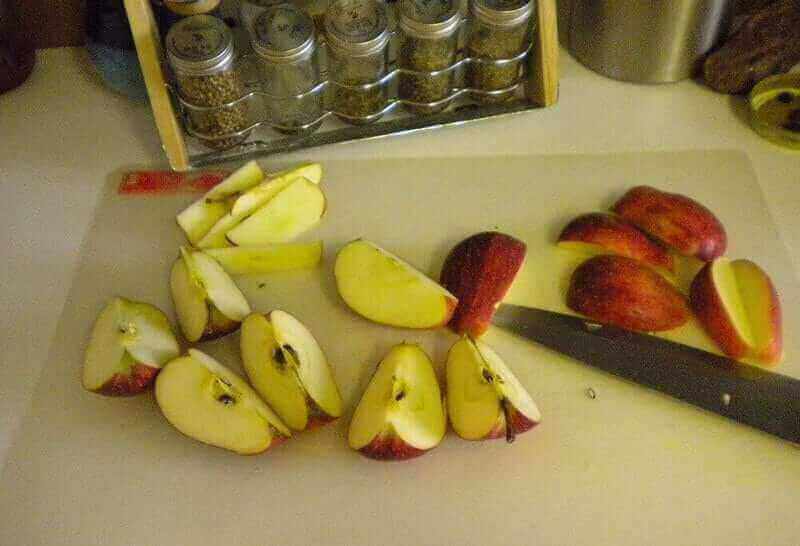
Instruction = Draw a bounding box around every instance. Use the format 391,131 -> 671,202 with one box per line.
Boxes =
251,5 -> 323,135
325,0 -> 392,124
466,0 -> 534,103
166,15 -> 251,149
397,0 -> 462,114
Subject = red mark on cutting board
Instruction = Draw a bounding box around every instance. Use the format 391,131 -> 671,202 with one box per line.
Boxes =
118,171 -> 229,195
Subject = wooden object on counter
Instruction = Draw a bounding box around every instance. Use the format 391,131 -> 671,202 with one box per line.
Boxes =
124,0 -> 190,171
527,0 -> 559,106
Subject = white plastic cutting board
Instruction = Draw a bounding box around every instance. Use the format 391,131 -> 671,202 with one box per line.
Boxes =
2,152 -> 799,546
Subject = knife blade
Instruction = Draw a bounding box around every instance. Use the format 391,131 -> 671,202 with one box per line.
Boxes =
492,304 -> 800,444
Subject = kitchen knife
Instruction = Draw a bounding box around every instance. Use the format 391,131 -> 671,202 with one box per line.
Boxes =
492,304 -> 800,444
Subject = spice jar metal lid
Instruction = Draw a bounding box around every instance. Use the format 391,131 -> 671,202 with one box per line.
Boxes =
252,4 -> 316,63
471,0 -> 534,27
399,0 -> 462,39
166,15 -> 235,76
325,0 -> 390,57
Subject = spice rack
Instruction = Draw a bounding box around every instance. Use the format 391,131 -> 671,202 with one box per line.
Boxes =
124,0 -> 559,171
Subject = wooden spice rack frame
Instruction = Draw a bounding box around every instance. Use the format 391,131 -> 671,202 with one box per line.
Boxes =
125,0 -> 559,171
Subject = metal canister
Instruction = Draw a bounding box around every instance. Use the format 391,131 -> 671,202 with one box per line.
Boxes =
466,0 -> 534,103
397,0 -> 462,114
564,0 -> 734,83
325,0 -> 392,124
251,4 -> 323,134
166,14 -> 251,149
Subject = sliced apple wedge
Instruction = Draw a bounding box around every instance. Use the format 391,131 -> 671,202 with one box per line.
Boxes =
176,161 -> 265,244
226,178 -> 326,246
155,349 -> 291,455
203,242 -> 323,275
690,258 -> 783,364
231,163 -> 322,218
335,239 -> 457,329
440,231 -> 527,338
446,337 -> 540,443
198,166 -> 321,249
348,344 -> 446,461
204,160 -> 265,202
170,247 -> 251,342
176,199 -> 231,246
83,297 -> 180,396
241,311 -> 343,431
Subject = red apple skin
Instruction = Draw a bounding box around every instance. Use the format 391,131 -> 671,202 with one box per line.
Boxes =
305,413 -> 339,431
690,260 -> 783,365
485,406 -> 539,441
198,307 -> 240,342
96,363 -> 160,396
357,431 -> 428,461
557,213 -> 674,272
613,186 -> 727,261
441,232 -> 527,338
568,255 -> 691,332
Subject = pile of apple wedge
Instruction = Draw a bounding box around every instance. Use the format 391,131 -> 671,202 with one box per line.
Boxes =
555,185 -> 783,366
83,160 -> 545,460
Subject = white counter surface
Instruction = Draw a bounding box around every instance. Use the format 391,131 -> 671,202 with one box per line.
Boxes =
1,47 -> 798,541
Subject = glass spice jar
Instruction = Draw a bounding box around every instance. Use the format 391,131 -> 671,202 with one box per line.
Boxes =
166,14 -> 251,149
466,0 -> 534,103
238,0 -> 282,35
251,4 -> 323,135
325,0 -> 391,124
397,0 -> 462,114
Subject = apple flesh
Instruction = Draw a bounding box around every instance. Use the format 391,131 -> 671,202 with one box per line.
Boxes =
241,311 -> 343,431
155,349 -> 291,455
690,258 -> 782,364
440,232 -> 526,338
169,247 -> 251,342
557,213 -> 674,273
567,255 -> 690,332
83,297 -> 180,396
446,337 -> 540,442
335,239 -> 458,329
202,242 -> 323,275
198,163 -> 322,249
348,344 -> 446,461
226,178 -> 326,246
612,185 -> 727,262
176,160 -> 265,244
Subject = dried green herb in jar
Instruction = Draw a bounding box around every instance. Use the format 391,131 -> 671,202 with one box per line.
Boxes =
325,0 -> 391,124
466,0 -> 533,104
397,0 -> 461,114
175,71 -> 250,149
166,15 -> 251,149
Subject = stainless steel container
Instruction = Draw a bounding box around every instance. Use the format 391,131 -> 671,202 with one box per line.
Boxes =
563,0 -> 734,83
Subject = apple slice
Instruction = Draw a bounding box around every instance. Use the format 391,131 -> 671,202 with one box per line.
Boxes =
557,213 -> 674,273
567,255 -> 690,332
335,239 -> 457,329
690,258 -> 782,364
241,311 -> 343,431
197,165 -> 321,249
231,163 -> 322,218
176,161 -> 265,244
348,344 -> 446,460
226,178 -> 326,246
446,337 -> 540,442
612,186 -> 727,262
83,297 -> 180,396
169,247 -> 251,342
155,349 -> 291,455
203,242 -> 323,275
440,232 -> 526,338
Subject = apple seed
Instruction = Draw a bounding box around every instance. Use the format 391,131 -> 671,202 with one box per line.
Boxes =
218,394 -> 235,405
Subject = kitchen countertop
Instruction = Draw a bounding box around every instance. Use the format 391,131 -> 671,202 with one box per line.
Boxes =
1,45 -> 798,527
